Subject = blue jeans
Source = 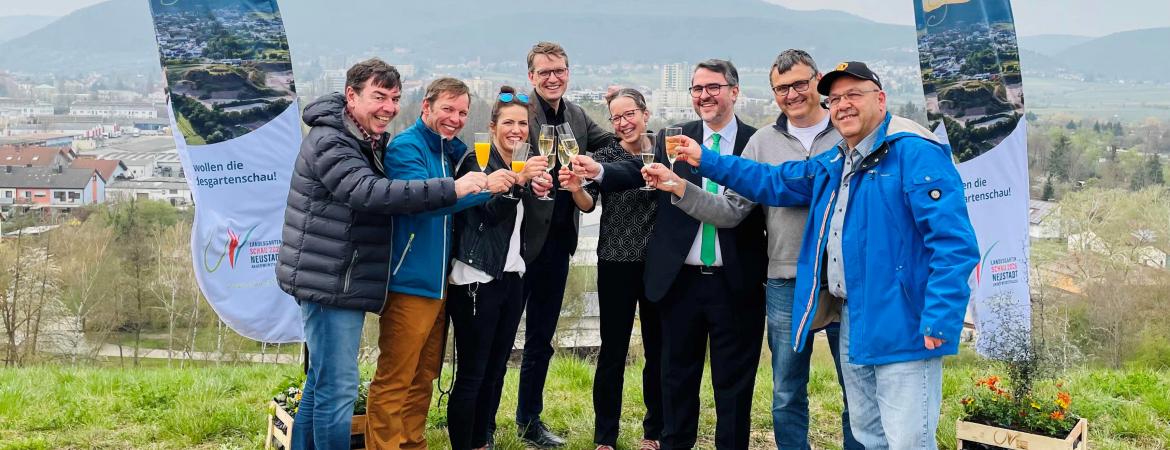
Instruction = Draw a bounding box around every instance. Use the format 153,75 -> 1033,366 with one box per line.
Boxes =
291,301 -> 366,450
766,278 -> 861,450
839,308 -> 943,450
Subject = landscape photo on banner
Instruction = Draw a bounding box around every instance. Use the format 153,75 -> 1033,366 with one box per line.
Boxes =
915,0 -> 1031,357
148,0 -> 304,343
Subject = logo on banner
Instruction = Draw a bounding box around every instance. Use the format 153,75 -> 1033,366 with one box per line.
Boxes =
975,241 -> 1021,288
204,224 -> 256,272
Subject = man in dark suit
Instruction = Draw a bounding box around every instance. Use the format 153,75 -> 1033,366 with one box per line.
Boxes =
574,59 -> 768,450
508,41 -> 613,448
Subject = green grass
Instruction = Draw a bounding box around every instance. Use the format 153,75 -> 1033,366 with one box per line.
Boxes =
1,340 -> 1167,449
174,112 -> 207,145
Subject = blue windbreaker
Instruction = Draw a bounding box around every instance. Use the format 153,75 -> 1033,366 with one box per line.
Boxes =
384,118 -> 488,301
697,113 -> 979,365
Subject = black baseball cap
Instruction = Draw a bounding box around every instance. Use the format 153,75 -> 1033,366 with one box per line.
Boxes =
817,61 -> 882,95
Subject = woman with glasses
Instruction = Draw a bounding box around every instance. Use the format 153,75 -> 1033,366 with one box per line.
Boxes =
572,88 -> 663,450
446,86 -> 550,450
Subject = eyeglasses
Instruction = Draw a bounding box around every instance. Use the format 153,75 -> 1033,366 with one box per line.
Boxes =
824,89 -> 882,108
689,83 -> 732,98
609,108 -> 643,125
499,92 -> 530,104
534,68 -> 568,80
772,75 -> 816,96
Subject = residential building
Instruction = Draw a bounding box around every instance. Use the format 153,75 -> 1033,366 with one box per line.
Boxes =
107,177 -> 192,207
71,156 -> 128,181
1029,199 -> 1062,239
0,146 -> 76,168
0,165 -> 104,209
69,101 -> 158,119
0,99 -> 54,118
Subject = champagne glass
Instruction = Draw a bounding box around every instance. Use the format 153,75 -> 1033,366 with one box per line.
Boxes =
662,127 -> 682,187
536,125 -> 555,201
639,131 -> 657,191
556,123 -> 578,191
474,132 -> 492,193
502,142 -> 529,200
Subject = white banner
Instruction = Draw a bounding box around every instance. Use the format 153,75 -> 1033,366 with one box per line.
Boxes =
915,0 -> 1031,356
149,0 -> 303,342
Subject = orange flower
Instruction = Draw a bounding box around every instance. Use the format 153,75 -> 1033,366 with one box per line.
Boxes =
1050,410 -> 1065,420
961,397 -> 973,406
1056,391 -> 1071,410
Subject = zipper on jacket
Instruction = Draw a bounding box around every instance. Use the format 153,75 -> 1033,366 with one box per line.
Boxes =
393,233 -> 416,276
795,190 -> 837,352
342,249 -> 358,293
439,147 -> 451,299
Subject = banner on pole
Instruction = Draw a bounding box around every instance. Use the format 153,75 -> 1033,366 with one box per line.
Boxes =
914,0 -> 1030,356
148,0 -> 303,342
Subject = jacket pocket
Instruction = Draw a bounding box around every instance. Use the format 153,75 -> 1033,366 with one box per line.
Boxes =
342,248 -> 358,293
392,233 -> 416,276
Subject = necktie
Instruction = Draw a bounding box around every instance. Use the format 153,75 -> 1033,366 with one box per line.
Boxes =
700,133 -> 720,266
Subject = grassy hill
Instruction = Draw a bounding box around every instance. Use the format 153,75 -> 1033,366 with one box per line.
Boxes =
1,344 -> 1166,449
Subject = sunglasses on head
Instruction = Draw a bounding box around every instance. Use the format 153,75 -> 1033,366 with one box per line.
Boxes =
499,93 -> 530,104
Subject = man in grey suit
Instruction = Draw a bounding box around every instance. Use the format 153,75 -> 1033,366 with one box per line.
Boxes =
643,49 -> 861,450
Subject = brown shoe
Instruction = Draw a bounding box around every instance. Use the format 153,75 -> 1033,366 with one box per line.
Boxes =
639,438 -> 661,450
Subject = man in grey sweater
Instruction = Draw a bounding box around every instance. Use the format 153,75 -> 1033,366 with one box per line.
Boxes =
644,49 -> 861,450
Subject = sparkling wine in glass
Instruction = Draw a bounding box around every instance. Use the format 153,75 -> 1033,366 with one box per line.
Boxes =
555,123 -> 577,191
639,131 -> 657,191
536,125 -> 555,201
662,127 -> 682,187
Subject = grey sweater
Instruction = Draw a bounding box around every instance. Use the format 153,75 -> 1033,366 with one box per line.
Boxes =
673,115 -> 841,279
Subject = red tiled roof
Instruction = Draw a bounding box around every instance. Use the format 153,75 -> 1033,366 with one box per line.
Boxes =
70,157 -> 124,182
0,146 -> 70,167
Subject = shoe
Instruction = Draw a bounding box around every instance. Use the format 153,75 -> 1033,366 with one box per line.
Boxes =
595,446 -> 615,450
638,438 -> 661,450
517,420 -> 566,448
484,433 -> 495,450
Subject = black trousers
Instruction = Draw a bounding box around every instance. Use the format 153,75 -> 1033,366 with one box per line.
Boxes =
659,266 -> 766,450
516,239 -> 572,425
447,273 -> 525,450
594,260 -> 664,446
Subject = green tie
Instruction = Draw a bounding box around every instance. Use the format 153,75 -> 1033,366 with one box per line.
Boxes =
701,133 -> 720,266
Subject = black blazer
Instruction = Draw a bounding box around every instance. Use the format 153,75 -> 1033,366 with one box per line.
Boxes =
598,117 -> 767,302
521,91 -> 613,261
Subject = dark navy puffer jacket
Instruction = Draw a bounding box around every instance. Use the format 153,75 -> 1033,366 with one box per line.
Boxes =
277,93 -> 457,313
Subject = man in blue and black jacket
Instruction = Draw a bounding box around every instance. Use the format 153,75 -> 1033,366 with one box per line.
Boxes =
365,77 -> 520,450
655,61 -> 979,450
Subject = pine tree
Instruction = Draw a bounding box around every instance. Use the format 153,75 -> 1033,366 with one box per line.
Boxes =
1041,174 -> 1055,201
1147,154 -> 1164,186
1049,135 -> 1072,182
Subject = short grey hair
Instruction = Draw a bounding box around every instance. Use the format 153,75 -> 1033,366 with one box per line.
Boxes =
772,49 -> 819,76
693,59 -> 739,87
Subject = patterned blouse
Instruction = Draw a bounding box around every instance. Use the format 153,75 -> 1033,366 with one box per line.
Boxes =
587,139 -> 658,262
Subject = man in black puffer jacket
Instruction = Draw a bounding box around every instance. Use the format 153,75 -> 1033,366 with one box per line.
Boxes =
276,58 -> 485,450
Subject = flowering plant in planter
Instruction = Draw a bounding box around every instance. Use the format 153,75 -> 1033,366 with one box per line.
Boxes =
960,375 -> 1080,438
271,374 -> 370,432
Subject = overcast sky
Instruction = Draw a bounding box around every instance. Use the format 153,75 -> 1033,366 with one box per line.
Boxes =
765,0 -> 1170,37
3,0 -> 1169,37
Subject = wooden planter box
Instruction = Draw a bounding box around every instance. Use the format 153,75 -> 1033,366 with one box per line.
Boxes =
957,418 -> 1088,450
266,400 -> 367,449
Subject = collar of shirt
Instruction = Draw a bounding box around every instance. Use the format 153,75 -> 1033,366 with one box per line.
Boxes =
536,93 -> 566,125
839,124 -> 881,161
343,106 -> 381,149
702,118 -> 738,156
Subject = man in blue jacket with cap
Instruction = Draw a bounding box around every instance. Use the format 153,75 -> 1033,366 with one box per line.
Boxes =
650,61 -> 979,450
